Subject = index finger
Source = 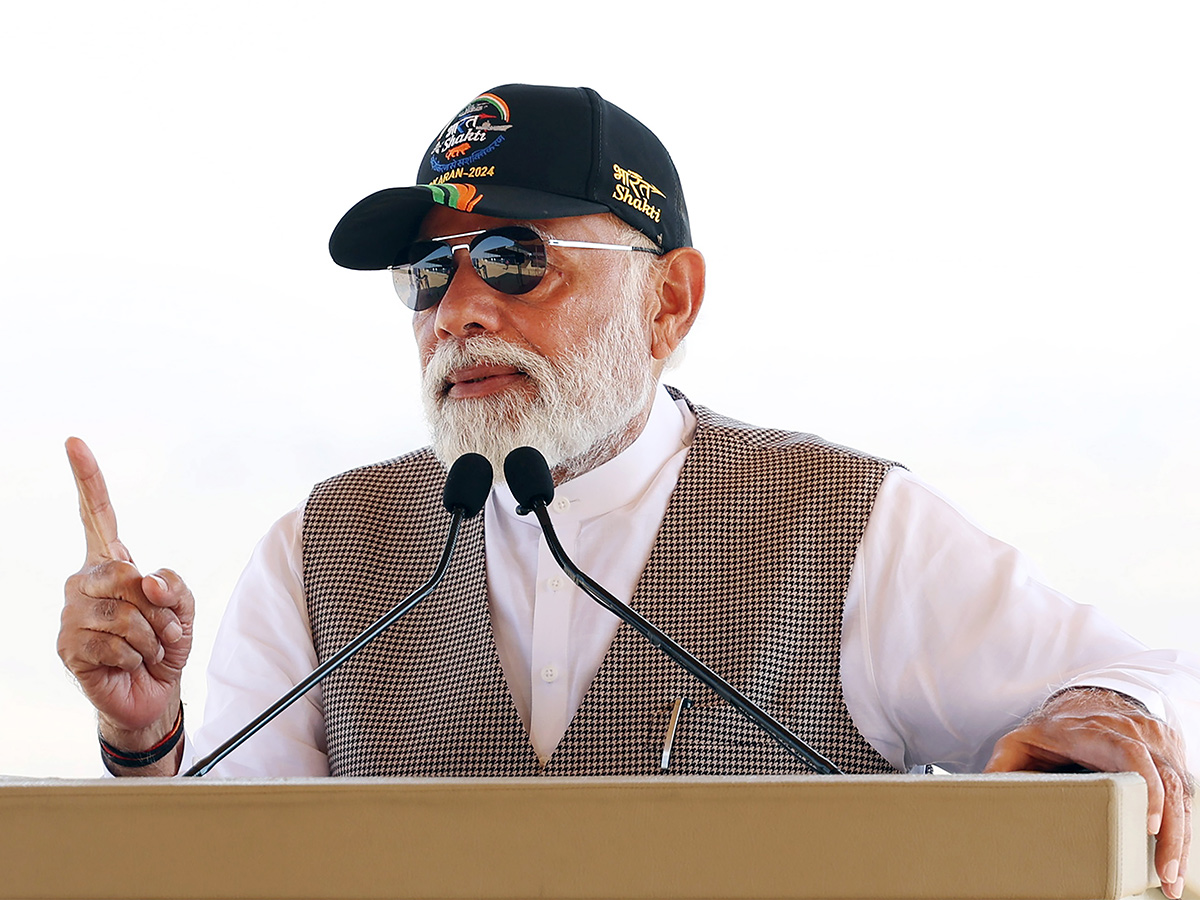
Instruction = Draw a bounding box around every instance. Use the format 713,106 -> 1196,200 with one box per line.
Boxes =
65,437 -> 131,564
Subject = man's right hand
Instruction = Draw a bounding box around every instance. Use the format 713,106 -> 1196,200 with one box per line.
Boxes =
58,438 -> 194,775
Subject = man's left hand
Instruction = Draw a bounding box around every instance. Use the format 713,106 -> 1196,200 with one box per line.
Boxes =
985,687 -> 1193,899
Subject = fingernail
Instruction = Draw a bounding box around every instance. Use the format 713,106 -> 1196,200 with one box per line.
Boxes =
1148,812 -> 1162,834
163,621 -> 183,643
148,574 -> 168,592
1163,860 -> 1179,886
1172,876 -> 1185,899
154,643 -> 165,663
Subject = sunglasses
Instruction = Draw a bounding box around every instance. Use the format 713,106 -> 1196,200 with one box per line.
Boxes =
389,225 -> 662,311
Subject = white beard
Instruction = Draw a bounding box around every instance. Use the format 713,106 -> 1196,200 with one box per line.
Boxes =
421,294 -> 657,483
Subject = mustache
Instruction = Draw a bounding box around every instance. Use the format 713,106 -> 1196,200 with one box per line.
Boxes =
422,337 -> 553,398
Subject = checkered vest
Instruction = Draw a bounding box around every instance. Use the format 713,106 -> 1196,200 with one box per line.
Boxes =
303,391 -> 900,776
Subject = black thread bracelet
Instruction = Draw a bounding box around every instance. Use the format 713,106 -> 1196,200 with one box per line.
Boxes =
99,706 -> 184,768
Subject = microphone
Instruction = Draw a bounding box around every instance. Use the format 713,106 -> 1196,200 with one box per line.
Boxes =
505,445 -> 555,512
184,452 -> 493,777
502,446 -> 842,776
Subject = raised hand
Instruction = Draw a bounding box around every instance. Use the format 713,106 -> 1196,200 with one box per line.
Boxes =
58,438 -> 195,773
986,687 -> 1193,899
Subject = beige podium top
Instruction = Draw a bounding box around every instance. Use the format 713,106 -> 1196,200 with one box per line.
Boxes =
0,773 -> 1192,900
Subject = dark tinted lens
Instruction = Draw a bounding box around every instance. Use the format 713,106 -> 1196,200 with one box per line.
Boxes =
469,227 -> 547,295
393,242 -> 455,311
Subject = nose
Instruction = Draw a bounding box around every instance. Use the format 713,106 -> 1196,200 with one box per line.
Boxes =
431,247 -> 503,339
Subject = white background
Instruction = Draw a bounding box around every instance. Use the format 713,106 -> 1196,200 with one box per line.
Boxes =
1,2 -> 1196,776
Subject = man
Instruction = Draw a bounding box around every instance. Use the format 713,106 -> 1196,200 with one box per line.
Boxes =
59,84 -> 1194,896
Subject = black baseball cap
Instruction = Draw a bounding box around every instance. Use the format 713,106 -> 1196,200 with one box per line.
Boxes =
329,84 -> 691,270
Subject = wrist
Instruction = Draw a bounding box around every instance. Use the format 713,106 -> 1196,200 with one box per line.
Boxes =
98,701 -> 182,752
98,705 -> 184,775
1043,686 -> 1152,718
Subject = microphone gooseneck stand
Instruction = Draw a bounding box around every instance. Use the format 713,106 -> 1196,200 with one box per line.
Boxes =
502,446 -> 843,776
184,452 -> 494,777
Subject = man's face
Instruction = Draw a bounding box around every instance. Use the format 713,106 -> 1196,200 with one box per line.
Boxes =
412,206 -> 659,480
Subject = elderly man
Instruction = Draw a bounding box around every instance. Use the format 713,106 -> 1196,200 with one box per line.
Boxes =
60,84 -> 1194,896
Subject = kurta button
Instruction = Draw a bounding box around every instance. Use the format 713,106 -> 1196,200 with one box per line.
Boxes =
540,665 -> 560,683
548,577 -> 563,591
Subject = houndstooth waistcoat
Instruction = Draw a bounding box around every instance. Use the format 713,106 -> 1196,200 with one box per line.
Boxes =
303,390 -> 900,776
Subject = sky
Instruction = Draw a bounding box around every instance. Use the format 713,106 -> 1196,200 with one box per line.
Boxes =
1,1 -> 1197,777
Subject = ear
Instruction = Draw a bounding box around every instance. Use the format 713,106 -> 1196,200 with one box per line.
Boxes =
648,246 -> 706,362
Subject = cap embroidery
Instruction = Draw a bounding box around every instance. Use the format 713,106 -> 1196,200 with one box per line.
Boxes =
612,163 -> 664,223
423,183 -> 484,212
430,93 -> 512,174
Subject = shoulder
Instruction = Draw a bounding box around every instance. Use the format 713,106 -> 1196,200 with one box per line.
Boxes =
665,385 -> 899,475
306,447 -> 445,515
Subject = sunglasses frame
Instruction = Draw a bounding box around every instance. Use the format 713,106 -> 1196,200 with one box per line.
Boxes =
389,226 -> 663,311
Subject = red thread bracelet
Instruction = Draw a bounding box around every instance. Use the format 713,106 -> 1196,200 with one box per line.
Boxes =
99,706 -> 184,768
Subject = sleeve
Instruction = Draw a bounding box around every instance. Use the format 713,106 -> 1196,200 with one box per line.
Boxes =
190,503 -> 330,777
840,467 -> 1200,775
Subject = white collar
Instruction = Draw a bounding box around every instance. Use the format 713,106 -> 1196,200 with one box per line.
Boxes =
491,384 -> 690,525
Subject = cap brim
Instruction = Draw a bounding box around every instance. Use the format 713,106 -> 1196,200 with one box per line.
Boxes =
328,185 -> 611,270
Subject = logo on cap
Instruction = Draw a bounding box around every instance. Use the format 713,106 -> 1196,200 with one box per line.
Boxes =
612,163 -> 665,223
430,93 -> 512,174
422,183 -> 483,212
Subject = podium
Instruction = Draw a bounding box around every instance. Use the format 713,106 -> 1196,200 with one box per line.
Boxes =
0,773 -> 1193,899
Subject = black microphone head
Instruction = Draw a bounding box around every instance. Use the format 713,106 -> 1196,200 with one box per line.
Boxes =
442,453 -> 493,518
503,446 -> 555,509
